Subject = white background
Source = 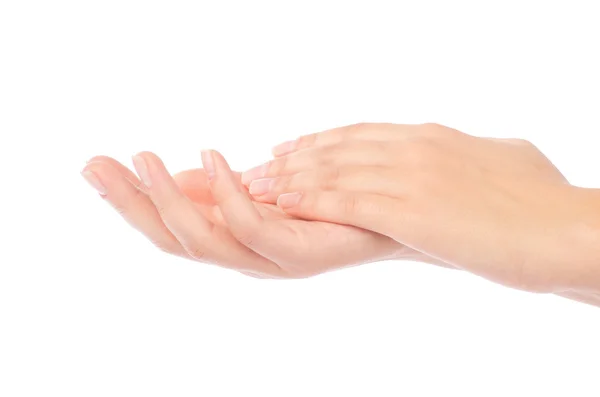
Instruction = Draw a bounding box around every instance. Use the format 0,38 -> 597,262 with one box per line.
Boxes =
1,1 -> 600,396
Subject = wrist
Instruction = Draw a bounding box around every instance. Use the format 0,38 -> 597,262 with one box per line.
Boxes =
548,186 -> 600,294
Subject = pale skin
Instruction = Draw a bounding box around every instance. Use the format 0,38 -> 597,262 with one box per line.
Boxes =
82,123 -> 600,306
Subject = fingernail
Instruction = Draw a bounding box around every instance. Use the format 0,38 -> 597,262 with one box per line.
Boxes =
201,150 -> 215,180
81,170 -> 107,195
132,155 -> 152,187
272,139 -> 297,156
277,192 -> 302,208
249,178 -> 274,196
241,164 -> 268,185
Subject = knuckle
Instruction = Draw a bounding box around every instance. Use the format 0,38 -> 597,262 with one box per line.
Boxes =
348,122 -> 371,133
268,175 -> 291,196
316,147 -> 334,166
155,203 -> 170,217
344,122 -> 375,139
277,175 -> 293,193
189,246 -> 207,261
154,195 -> 187,220
267,156 -> 287,176
421,122 -> 443,131
233,226 -> 263,248
320,142 -> 350,164
321,167 -> 342,190
420,122 -> 458,137
341,195 -> 361,215
153,196 -> 181,218
296,133 -> 317,149
130,183 -> 148,201
510,138 -> 534,148
111,202 -> 127,216
278,172 -> 308,193
133,179 -> 147,193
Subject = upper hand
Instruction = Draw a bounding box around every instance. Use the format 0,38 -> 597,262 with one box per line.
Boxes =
242,123 -> 600,292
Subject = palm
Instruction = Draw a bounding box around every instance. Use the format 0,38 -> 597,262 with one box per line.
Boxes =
173,168 -> 402,275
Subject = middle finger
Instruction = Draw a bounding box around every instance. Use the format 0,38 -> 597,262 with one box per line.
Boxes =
241,140 -> 394,186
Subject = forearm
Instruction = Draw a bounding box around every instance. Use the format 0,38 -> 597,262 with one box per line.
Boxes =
392,186 -> 600,305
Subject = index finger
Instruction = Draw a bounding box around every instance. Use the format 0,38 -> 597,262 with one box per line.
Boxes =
203,150 -> 297,270
271,122 -> 417,157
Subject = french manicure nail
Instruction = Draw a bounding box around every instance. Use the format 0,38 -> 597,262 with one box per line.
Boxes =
132,155 -> 152,187
272,139 -> 297,156
201,150 -> 215,180
81,170 -> 107,195
277,192 -> 302,209
241,164 -> 268,185
249,178 -> 274,196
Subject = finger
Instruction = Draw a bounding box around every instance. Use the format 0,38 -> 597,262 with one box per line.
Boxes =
87,155 -> 149,194
271,123 -> 419,157
203,150 -> 296,269
276,190 -> 403,239
275,190 -> 453,272
248,166 -> 406,204
173,169 -> 246,203
133,151 -> 278,273
242,140 -> 393,185
173,168 -> 253,227
130,151 -> 220,262
81,161 -> 186,256
201,150 -> 264,241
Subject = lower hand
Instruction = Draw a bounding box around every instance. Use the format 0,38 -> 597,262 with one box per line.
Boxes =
81,152 -> 436,278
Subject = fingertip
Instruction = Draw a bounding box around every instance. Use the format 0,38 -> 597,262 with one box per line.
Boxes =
210,150 -> 233,171
209,150 -> 238,180
200,150 -> 215,180
132,154 -> 152,188
131,151 -> 151,173
132,150 -> 158,163
86,155 -> 112,164
206,150 -> 242,193
81,161 -> 126,196
81,160 -> 115,180
81,168 -> 107,196
248,178 -> 274,196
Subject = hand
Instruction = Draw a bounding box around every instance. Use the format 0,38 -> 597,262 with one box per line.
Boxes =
81,152 -> 427,278
242,123 -> 600,293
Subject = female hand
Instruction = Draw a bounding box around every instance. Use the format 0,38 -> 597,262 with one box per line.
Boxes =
81,152 -> 443,279
242,123 -> 600,293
